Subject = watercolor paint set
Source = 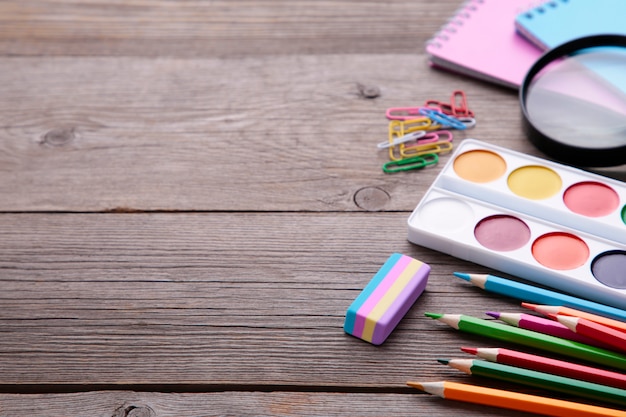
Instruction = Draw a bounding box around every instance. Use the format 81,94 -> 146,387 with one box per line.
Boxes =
407,139 -> 626,309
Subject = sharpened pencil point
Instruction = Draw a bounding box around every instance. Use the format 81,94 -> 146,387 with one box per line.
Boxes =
406,381 -> 424,391
424,312 -> 443,319
437,358 -> 450,365
453,272 -> 470,281
485,311 -> 500,319
521,302 -> 538,310
460,347 -> 478,355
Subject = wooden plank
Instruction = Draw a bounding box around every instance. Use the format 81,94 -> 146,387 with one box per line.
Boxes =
0,1 -> 461,57
0,212 -> 530,387
0,54 -> 536,212
0,391 -> 535,417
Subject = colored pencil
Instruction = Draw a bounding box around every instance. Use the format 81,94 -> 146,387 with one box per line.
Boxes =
523,303 -> 626,333
439,358 -> 626,407
461,347 -> 626,390
425,313 -> 626,371
407,381 -> 626,417
487,311 -> 615,350
558,315 -> 626,355
454,272 -> 626,322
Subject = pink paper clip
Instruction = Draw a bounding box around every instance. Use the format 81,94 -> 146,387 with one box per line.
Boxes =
416,130 -> 453,145
386,107 -> 427,121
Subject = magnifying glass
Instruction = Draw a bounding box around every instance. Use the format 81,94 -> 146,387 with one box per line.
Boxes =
520,35 -> 626,167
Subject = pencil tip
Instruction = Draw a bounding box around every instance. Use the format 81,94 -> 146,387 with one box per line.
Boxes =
406,381 -> 424,391
460,346 -> 477,355
485,311 -> 499,319
424,312 -> 443,319
556,314 -> 578,330
437,358 -> 450,365
453,272 -> 470,281
521,302 -> 537,310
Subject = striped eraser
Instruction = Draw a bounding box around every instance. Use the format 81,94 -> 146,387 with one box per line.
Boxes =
344,253 -> 430,345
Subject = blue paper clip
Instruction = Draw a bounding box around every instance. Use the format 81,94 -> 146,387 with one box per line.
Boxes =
382,153 -> 439,174
418,108 -> 467,130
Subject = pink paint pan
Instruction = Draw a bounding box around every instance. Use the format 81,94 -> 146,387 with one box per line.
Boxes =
408,139 -> 626,308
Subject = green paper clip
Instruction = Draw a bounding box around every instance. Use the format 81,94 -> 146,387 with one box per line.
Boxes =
382,153 -> 439,173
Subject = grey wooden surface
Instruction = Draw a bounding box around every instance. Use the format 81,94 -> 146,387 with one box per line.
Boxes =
1,1 -> 623,416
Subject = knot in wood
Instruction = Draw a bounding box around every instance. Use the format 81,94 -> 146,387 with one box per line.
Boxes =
353,186 -> 390,211
112,405 -> 156,417
356,83 -> 380,99
42,127 -> 75,147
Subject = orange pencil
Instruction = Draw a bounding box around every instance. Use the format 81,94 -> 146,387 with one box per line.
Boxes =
407,380 -> 626,417
523,303 -> 626,333
558,315 -> 626,354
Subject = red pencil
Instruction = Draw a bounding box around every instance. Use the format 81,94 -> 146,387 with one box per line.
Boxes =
461,346 -> 626,390
486,311 -> 616,351
558,315 -> 626,355
522,303 -> 626,333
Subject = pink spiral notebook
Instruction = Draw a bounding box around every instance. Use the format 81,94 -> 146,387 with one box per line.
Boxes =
426,0 -> 543,89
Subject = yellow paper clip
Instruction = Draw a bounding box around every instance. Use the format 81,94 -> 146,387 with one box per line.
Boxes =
400,140 -> 453,159
388,117 -> 436,136
387,118 -> 438,160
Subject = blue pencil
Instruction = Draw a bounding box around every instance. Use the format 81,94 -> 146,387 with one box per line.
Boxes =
454,272 -> 626,322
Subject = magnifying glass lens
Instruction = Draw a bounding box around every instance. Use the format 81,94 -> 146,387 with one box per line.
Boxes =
521,36 -> 626,167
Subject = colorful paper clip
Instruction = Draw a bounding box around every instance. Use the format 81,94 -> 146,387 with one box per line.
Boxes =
386,107 -> 426,121
458,117 -> 476,129
388,117 -> 434,134
418,108 -> 467,130
382,153 -> 439,174
400,140 -> 454,159
450,90 -> 474,118
416,130 -> 453,144
377,131 -> 426,149
424,90 -> 475,118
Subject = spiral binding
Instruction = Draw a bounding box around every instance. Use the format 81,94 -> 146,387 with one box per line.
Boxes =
426,0 -> 483,49
426,0 -> 547,49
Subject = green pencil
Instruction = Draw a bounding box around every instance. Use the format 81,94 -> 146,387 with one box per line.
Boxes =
425,313 -> 626,372
440,358 -> 626,408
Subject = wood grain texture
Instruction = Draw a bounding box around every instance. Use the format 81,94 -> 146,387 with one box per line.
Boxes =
1,1 -> 623,416
0,53 -> 534,212
0,212 -> 526,387
0,1 -> 459,57
0,391 -> 538,417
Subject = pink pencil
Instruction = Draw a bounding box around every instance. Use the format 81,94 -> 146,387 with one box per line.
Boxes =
558,315 -> 626,355
486,312 -> 617,351
522,303 -> 626,333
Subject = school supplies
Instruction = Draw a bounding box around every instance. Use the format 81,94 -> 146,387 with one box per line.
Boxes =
424,313 -> 626,371
462,346 -> 626,390
380,92 -> 478,173
519,35 -> 626,167
425,0 -> 543,89
407,139 -> 626,309
515,0 -> 626,50
406,381 -> 626,417
382,154 -> 439,174
454,272 -> 626,322
523,303 -> 626,333
344,253 -> 429,345
439,358 -> 626,407
487,311 -> 615,350
558,315 -> 626,355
